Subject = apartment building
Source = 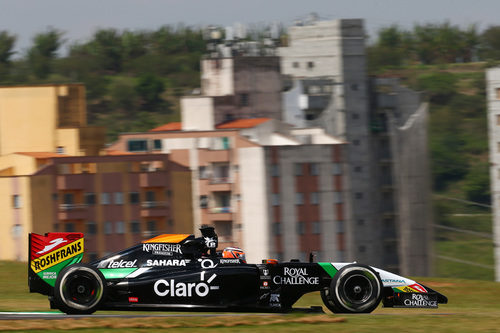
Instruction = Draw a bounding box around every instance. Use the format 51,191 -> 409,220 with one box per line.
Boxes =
486,68 -> 500,282
0,84 -> 193,260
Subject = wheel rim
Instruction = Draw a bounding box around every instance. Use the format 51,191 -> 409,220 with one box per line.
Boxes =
341,273 -> 373,305
60,268 -> 103,310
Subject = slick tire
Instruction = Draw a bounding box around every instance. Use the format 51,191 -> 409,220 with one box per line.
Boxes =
54,263 -> 107,315
321,264 -> 382,314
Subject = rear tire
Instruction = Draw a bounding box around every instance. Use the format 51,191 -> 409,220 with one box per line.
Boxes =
54,264 -> 106,315
321,264 -> 382,314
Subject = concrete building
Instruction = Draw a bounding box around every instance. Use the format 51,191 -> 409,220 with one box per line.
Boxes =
181,55 -> 282,127
0,84 -> 193,261
486,68 -> 500,282
108,118 -> 348,264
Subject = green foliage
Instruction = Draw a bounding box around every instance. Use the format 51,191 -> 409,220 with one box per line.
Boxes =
27,28 -> 63,79
417,72 -> 458,103
109,78 -> 139,113
0,31 -> 16,64
463,162 -> 491,204
479,25 -> 500,60
135,74 -> 166,111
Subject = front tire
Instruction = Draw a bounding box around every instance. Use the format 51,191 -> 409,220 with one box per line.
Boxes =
53,264 -> 107,315
321,264 -> 382,314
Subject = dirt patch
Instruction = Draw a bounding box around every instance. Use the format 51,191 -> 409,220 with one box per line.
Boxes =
0,315 -> 346,331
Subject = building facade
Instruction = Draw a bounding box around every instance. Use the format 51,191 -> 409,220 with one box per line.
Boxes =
108,119 -> 348,263
486,68 -> 500,282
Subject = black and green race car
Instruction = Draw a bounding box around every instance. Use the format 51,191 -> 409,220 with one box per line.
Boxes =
28,226 -> 447,314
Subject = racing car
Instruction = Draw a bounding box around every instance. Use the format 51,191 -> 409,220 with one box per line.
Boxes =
28,226 -> 447,314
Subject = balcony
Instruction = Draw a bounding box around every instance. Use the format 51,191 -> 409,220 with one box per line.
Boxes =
57,174 -> 87,190
208,206 -> 232,221
141,201 -> 169,217
139,172 -> 168,187
58,203 -> 88,220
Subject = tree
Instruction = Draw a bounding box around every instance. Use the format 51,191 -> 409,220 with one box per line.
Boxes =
89,29 -> 123,73
479,25 -> 500,60
27,28 -> 63,79
417,72 -> 458,104
135,74 -> 165,111
463,163 -> 491,204
0,31 -> 16,64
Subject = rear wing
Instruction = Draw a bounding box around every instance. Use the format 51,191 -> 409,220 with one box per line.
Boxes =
28,232 -> 84,295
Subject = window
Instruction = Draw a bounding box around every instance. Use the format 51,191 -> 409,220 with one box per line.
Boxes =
85,193 -> 96,205
354,166 -> 362,173
116,221 -> 125,234
114,192 -> 123,205
271,164 -> 279,177
332,163 -> 341,175
200,195 -> 208,208
353,139 -> 360,146
215,221 -> 232,238
273,222 -> 282,235
146,191 -> 155,202
297,222 -> 305,235
310,192 -> 319,205
153,139 -> 162,150
357,219 -> 365,226
64,223 -> 75,232
337,220 -> 345,232
104,221 -> 112,235
147,220 -> 157,232
358,245 -> 366,253
271,193 -> 280,206
127,139 -> 148,152
307,61 -> 314,69
130,220 -> 141,234
352,113 -> 359,120
240,93 -> 249,106
292,61 -> 299,68
496,88 -> 500,100
56,146 -> 65,154
294,163 -> 303,176
310,163 -> 319,176
355,192 -> 363,199
129,192 -> 140,204
497,114 -> 500,125
101,193 -> 110,205
63,193 -> 74,205
295,193 -> 304,205
86,222 -> 97,235
12,195 -> 21,208
312,221 -> 321,234
199,166 -> 209,179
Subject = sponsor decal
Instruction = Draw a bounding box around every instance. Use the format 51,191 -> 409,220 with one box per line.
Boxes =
146,259 -> 190,267
129,297 -> 139,303
269,293 -> 281,307
142,243 -> 182,256
36,238 -> 67,254
382,278 -> 406,284
199,258 -> 218,269
402,293 -> 437,308
273,267 -> 319,285
31,238 -> 84,273
42,271 -> 57,280
409,283 -> 427,293
154,272 -> 218,298
263,269 -> 269,276
260,280 -> 270,290
204,237 -> 217,248
102,259 -> 137,269
219,258 -> 240,264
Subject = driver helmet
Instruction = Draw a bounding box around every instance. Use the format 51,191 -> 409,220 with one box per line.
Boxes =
222,247 -> 246,263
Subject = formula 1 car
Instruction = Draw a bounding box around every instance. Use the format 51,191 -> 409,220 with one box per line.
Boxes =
28,227 -> 447,314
